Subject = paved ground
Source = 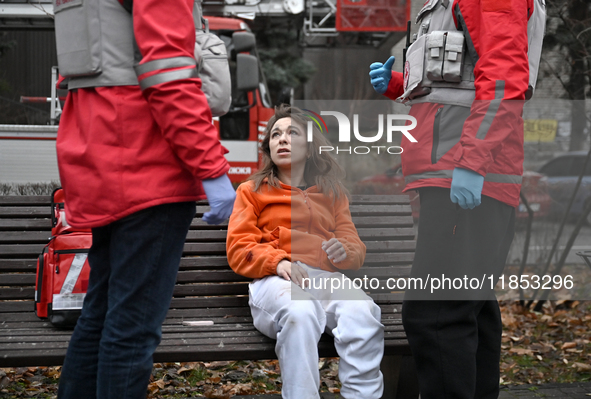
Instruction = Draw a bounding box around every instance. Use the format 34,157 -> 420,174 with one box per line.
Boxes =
499,382 -> 591,398
225,383 -> 591,398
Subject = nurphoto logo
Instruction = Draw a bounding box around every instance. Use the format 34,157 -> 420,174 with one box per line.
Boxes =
303,110 -> 418,155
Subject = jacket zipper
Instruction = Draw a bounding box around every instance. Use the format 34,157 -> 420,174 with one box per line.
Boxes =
55,249 -> 90,254
431,107 -> 443,164
304,191 -> 312,234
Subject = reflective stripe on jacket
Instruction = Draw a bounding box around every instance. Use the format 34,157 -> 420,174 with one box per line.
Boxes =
56,0 -> 229,228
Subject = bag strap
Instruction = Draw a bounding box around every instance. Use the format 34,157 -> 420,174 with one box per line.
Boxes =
50,187 -> 63,229
201,17 -> 209,33
118,0 -> 206,32
120,0 -> 133,13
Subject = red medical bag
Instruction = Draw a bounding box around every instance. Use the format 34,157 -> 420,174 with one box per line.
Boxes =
35,189 -> 92,328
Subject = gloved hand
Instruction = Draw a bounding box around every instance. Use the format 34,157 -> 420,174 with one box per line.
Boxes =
450,168 -> 484,210
201,174 -> 236,224
369,56 -> 395,94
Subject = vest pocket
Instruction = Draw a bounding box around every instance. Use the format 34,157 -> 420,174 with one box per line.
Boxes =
426,32 -> 445,82
425,31 -> 465,83
442,31 -> 465,82
54,0 -> 102,77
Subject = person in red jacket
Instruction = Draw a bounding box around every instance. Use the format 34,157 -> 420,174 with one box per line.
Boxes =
369,0 -> 543,397
54,0 -> 235,398
226,105 -> 384,399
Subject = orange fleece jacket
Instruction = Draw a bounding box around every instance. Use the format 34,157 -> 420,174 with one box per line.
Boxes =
226,180 -> 366,279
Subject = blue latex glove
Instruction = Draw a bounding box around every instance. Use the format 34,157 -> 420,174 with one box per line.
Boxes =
201,174 -> 236,224
369,56 -> 396,94
450,168 -> 485,210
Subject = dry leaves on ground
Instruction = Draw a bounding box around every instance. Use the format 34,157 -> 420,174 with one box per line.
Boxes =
500,300 -> 591,385
1,301 -> 589,397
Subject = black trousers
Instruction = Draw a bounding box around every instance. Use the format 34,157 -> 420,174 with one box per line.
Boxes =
402,187 -> 515,399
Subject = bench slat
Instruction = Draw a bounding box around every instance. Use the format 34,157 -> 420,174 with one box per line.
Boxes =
0,207 -> 51,218
172,284 -> 249,297
0,194 -> 409,206
0,338 -> 412,368
0,322 -> 260,337
0,231 -> 52,243
0,196 -> 52,206
363,252 -> 415,264
0,242 -> 232,257
357,227 -> 415,240
0,329 -> 264,343
0,241 -> 416,259
176,270 -> 249,283
350,195 -> 412,205
0,230 -> 230,244
0,326 -> 408,350
0,274 -> 36,286
352,215 -> 413,227
0,301 -> 34,313
0,318 -> 404,341
0,206 -> 205,218
0,316 -> 256,330
0,264 -> 414,297
0,219 -> 51,231
0,250 -> 414,273
0,296 -> 254,313
349,204 -> 411,216
0,244 -> 45,257
0,216 -> 414,231
0,204 -> 411,219
0,259 -> 39,272
163,303 -> 401,320
0,288 -> 35,300
0,257 -> 233,273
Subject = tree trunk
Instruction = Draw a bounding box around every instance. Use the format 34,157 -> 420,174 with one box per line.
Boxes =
567,0 -> 589,151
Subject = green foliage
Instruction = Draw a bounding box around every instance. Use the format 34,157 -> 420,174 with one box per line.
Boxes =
255,28 -> 316,103
541,0 -> 591,96
186,367 -> 208,386
543,1 -> 591,52
0,32 -> 16,95
0,32 -> 16,58
0,182 -> 61,195
0,78 -> 12,94
515,355 -> 536,367
539,0 -> 591,150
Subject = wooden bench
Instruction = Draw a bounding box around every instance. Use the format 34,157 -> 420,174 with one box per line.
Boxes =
0,194 -> 419,398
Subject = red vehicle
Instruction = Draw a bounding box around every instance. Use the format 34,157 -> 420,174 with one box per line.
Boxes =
353,164 -> 551,220
538,151 -> 591,224
0,16 -> 276,185
208,17 -> 275,183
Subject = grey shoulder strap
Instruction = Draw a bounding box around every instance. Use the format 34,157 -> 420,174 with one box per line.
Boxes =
194,0 -> 204,31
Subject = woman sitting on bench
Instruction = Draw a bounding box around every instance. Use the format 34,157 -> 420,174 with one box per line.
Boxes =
226,105 -> 384,399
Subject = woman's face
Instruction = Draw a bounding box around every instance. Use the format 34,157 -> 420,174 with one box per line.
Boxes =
269,117 -> 308,171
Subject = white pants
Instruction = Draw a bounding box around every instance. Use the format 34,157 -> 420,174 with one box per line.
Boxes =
248,262 -> 384,399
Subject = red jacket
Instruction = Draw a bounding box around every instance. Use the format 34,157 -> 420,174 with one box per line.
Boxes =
384,0 -> 531,208
56,0 -> 229,228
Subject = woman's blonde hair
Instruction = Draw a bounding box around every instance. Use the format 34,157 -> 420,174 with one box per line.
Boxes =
249,104 -> 348,199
